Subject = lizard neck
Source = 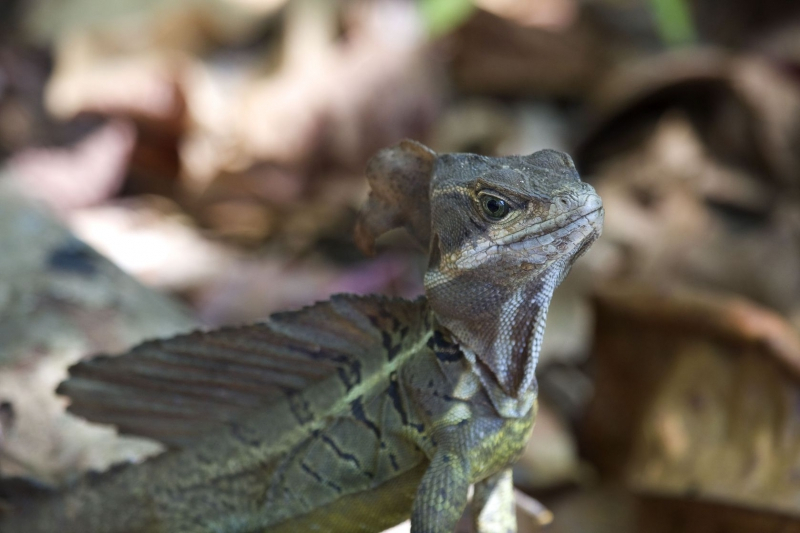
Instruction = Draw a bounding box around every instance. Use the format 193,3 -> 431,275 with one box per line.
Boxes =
424,264 -> 559,418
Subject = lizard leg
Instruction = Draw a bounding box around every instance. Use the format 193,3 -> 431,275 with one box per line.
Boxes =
410,451 -> 470,533
472,468 -> 516,533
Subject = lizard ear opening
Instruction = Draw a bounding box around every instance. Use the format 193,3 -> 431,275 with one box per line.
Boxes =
355,139 -> 436,255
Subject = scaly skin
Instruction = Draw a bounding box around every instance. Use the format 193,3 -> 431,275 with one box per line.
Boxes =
0,140 -> 602,533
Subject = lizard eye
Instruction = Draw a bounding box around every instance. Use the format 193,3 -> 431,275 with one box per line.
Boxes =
480,194 -> 510,220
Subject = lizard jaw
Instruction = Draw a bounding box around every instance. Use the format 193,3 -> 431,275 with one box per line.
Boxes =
498,193 -> 603,247
505,206 -> 602,253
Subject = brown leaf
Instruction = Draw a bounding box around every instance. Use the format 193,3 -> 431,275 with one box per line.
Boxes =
583,282 -> 800,518
451,9 -> 611,99
638,495 -> 800,533
578,62 -> 800,313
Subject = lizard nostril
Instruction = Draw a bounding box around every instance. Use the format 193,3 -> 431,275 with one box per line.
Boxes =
557,197 -> 571,210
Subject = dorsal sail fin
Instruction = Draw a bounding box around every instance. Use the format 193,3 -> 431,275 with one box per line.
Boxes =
58,294 -> 429,448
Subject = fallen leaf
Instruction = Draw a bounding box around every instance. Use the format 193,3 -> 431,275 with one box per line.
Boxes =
583,282 -> 800,519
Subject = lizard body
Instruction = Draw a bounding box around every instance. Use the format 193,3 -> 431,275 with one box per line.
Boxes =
0,140 -> 602,533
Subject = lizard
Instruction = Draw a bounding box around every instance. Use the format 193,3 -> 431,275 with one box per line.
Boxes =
0,139 -> 603,533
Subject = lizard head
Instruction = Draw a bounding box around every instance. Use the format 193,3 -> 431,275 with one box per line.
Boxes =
356,140 -> 603,405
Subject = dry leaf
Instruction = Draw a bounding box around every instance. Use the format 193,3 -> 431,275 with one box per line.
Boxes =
451,8 -> 611,98
577,54 -> 800,313
584,282 -> 800,519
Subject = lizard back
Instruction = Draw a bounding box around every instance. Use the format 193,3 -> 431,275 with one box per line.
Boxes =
4,294 -> 437,533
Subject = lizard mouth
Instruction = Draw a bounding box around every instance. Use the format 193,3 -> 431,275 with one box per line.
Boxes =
500,200 -> 604,248
449,197 -> 603,269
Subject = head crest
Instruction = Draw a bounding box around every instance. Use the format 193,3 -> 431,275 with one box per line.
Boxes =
354,139 -> 436,255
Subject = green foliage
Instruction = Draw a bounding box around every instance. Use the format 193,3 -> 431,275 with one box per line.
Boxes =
417,0 -> 475,37
650,0 -> 696,45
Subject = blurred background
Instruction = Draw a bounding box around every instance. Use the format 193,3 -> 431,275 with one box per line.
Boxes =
2,0 -> 800,531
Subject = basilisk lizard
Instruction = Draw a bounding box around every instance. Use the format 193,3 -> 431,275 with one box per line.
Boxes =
0,140 -> 603,533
